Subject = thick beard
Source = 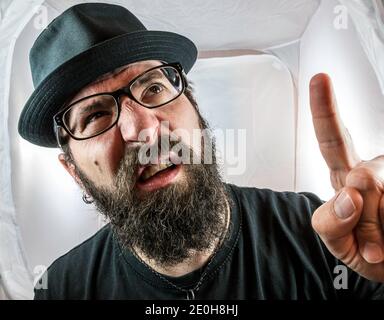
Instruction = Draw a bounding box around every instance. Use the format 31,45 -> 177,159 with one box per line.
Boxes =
75,133 -> 229,268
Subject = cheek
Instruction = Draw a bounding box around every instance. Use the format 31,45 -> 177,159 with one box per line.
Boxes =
100,129 -> 125,174
71,129 -> 124,186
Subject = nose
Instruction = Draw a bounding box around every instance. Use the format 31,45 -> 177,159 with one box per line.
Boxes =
117,95 -> 161,145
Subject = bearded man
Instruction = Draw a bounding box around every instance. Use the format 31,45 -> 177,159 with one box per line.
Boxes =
19,3 -> 384,299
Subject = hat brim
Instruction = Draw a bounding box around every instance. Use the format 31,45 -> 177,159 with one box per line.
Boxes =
18,30 -> 198,148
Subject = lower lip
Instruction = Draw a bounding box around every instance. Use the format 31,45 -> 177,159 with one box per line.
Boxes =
136,165 -> 182,193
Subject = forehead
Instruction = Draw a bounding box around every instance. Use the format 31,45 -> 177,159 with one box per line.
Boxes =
69,60 -> 163,103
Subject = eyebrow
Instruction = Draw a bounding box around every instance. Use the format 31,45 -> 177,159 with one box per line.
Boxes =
79,101 -> 106,115
135,70 -> 164,86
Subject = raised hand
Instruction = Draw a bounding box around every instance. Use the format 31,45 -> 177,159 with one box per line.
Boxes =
309,73 -> 384,282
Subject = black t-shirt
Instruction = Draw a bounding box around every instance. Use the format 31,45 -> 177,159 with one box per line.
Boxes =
34,184 -> 384,299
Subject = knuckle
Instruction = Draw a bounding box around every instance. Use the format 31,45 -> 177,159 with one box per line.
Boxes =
346,166 -> 381,191
319,137 -> 344,150
336,243 -> 358,266
355,220 -> 383,244
356,219 -> 381,234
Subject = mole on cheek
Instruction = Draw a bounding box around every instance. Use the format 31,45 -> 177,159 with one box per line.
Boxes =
94,160 -> 103,172
94,160 -> 105,175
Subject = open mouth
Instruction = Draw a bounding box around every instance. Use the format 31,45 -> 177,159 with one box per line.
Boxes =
139,162 -> 176,181
136,162 -> 181,192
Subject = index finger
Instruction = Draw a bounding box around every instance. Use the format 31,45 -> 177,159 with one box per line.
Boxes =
309,73 -> 360,172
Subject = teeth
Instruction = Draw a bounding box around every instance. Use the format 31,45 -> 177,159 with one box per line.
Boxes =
141,163 -> 174,181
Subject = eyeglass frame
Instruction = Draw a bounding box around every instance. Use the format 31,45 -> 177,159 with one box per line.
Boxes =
53,62 -> 187,146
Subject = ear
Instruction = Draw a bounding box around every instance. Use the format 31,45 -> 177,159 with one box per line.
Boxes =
58,153 -> 85,190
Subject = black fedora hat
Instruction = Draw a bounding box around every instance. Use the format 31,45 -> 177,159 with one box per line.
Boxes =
18,3 -> 197,148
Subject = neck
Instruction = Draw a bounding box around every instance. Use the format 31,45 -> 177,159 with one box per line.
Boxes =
133,197 -> 231,277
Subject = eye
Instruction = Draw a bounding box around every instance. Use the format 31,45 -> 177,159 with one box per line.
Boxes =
84,111 -> 110,127
146,83 -> 164,95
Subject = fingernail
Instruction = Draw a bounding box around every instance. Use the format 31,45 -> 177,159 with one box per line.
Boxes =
334,191 -> 355,219
362,242 -> 384,264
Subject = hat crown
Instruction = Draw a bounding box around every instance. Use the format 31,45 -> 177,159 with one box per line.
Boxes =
30,3 -> 146,87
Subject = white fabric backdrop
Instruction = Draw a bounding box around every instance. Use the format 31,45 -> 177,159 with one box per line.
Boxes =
42,0 -> 320,51
0,0 -> 44,300
189,55 -> 296,190
339,0 -> 384,94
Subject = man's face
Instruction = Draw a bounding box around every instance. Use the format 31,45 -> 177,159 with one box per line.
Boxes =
60,60 -> 229,267
66,60 -> 202,191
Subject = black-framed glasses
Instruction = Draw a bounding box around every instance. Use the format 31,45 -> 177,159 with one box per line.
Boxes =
53,62 -> 187,147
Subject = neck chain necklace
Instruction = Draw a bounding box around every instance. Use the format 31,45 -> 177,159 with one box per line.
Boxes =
130,200 -> 230,300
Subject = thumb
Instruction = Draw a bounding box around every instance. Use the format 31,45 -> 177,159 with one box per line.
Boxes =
312,187 -> 363,259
